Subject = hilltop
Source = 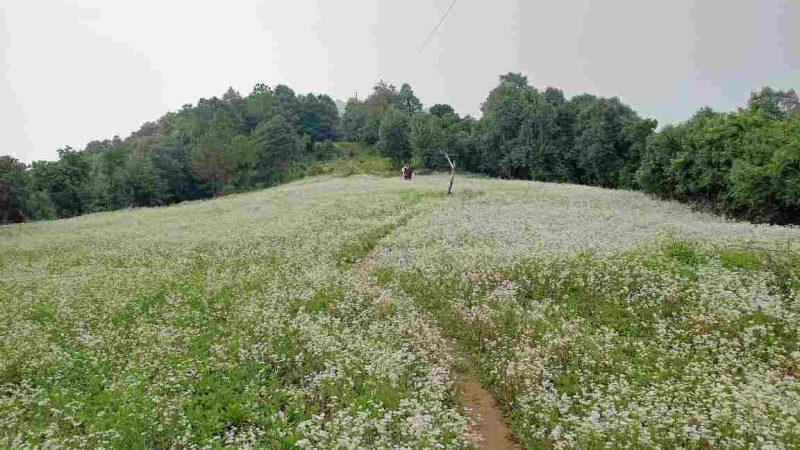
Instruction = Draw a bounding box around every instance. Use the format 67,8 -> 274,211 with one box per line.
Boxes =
3,75 -> 798,227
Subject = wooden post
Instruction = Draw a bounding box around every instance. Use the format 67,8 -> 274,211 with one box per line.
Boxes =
444,152 -> 456,195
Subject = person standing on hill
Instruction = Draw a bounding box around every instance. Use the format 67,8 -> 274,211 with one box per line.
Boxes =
402,163 -> 413,180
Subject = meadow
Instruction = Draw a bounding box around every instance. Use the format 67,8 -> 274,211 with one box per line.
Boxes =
1,175 -> 799,449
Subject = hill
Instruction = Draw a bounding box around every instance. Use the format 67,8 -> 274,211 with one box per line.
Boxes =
4,77 -> 798,227
1,175 -> 799,448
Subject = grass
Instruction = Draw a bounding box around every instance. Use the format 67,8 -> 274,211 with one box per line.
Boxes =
0,176 -> 471,449
1,174 -> 799,449
305,142 -> 393,178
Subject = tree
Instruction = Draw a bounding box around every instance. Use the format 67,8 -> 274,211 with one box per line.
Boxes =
567,95 -> 650,187
222,87 -> 246,132
189,142 -> 234,197
222,86 -> 244,105
444,152 -> 456,195
476,73 -> 535,178
0,156 -> 30,223
244,84 -> 275,130
364,80 -> 398,143
85,140 -> 134,211
746,87 -> 799,120
149,134 -> 204,204
30,148 -> 91,217
393,83 -> 423,116
342,99 -> 373,143
410,112 -> 470,171
298,93 -> 340,142
636,92 -> 800,223
619,116 -> 658,188
10,71 -> 797,226
253,115 -> 300,184
499,72 -> 530,89
636,124 -> 685,197
228,135 -> 259,189
410,113 -> 445,168
378,108 -> 412,164
271,84 -> 300,125
126,153 -> 163,207
430,104 -> 455,117
365,80 -> 397,117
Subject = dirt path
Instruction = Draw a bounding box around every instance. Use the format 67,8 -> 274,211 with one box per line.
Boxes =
355,248 -> 519,450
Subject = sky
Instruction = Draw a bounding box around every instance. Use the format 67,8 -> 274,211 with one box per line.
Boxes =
2,0 -> 799,163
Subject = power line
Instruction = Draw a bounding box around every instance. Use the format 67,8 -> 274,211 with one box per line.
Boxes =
417,0 -> 459,53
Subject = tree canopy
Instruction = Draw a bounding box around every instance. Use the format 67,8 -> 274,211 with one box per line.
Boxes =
2,78 -> 798,225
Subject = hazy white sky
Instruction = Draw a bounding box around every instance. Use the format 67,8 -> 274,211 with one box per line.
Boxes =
2,0 -> 798,162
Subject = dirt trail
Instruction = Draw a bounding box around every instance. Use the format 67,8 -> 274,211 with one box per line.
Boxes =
355,248 -> 519,450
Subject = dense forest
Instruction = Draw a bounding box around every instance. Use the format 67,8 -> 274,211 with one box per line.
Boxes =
1,74 -> 798,224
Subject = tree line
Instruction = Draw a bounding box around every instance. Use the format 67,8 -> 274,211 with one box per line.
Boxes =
2,74 -> 798,224
0,84 -> 340,223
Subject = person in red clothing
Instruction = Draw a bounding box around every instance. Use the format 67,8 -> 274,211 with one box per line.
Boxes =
402,163 -> 413,180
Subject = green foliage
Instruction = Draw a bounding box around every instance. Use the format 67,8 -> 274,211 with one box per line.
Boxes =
253,115 -> 301,185
4,74 -> 799,226
664,240 -> 703,266
312,140 -> 339,160
304,285 -> 345,314
0,82 -> 349,222
410,111 -> 473,171
747,87 -> 799,120
333,223 -> 397,269
298,93 -> 340,142
399,191 -> 445,204
375,267 -> 395,286
393,83 -> 423,116
29,148 -> 92,218
471,73 -> 656,185
378,108 -> 412,164
342,99 -> 374,143
304,142 -> 391,177
637,91 -> 800,224
189,143 -> 234,197
0,156 -> 32,223
718,249 -> 765,269
429,104 -> 455,117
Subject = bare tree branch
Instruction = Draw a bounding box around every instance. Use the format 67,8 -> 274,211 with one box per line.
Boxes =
444,152 -> 456,195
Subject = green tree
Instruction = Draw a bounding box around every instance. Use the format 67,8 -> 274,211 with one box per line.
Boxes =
298,93 -> 340,142
378,108 -> 412,164
244,83 -> 275,130
149,134 -> 204,203
411,111 -> 472,171
228,135 -> 259,189
253,115 -> 300,184
126,153 -> 163,207
189,142 -> 234,197
342,99 -> 373,143
271,84 -> 300,125
86,141 -> 132,211
746,87 -> 799,120
393,83 -> 423,116
364,80 -> 398,144
429,104 -> 455,117
0,155 -> 30,223
30,148 -> 91,217
637,94 -> 800,223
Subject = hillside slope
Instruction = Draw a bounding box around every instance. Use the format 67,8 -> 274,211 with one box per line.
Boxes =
1,175 -> 799,449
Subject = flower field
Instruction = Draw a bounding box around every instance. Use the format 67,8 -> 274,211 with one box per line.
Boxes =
1,175 -> 799,449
